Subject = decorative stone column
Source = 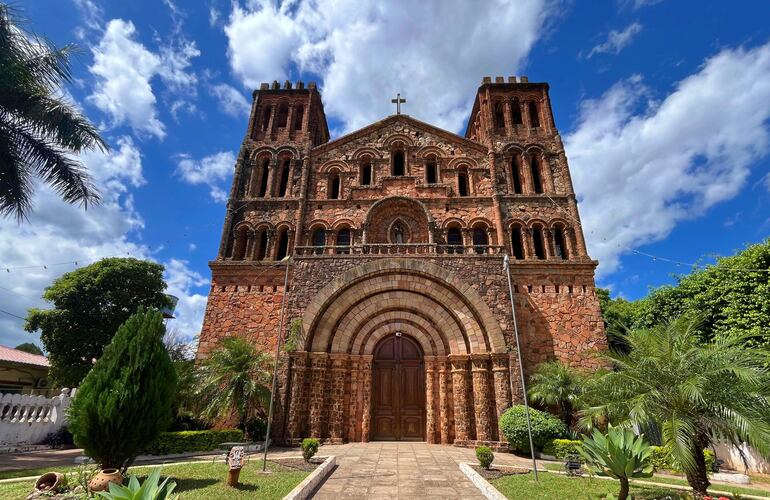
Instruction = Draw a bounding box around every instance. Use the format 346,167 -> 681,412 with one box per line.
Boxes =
543,228 -> 554,259
450,355 -> 473,442
347,355 -> 360,442
491,353 -> 513,443
471,354 -> 495,442
360,355 -> 373,442
424,356 -> 437,444
328,354 -> 349,443
438,358 -> 453,444
286,351 -> 309,441
308,352 -> 328,438
521,154 -> 535,194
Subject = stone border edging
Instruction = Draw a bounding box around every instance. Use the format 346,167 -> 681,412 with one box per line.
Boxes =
459,462 -> 507,500
282,455 -> 336,500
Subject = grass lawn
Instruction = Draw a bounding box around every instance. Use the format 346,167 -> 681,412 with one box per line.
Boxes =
0,460 -> 310,499
492,471 -> 690,499
632,474 -> 770,498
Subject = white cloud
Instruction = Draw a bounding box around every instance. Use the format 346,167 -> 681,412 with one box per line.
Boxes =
87,16 -> 200,139
88,19 -> 166,139
566,42 -> 770,276
223,0 -> 556,134
586,22 -> 643,58
209,7 -> 221,27
72,0 -> 103,32
175,151 -> 235,202
164,259 -> 209,344
633,0 -> 664,9
211,83 -> 251,118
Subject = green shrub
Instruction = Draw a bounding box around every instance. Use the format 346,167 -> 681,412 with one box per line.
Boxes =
97,468 -> 177,500
301,438 -> 319,462
475,446 -> 494,469
144,429 -> 243,455
244,417 -> 267,441
649,446 -> 716,473
68,308 -> 177,472
499,405 -> 568,453
542,439 -> 583,459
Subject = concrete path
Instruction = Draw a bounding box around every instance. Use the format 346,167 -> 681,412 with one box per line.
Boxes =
306,442 -> 532,499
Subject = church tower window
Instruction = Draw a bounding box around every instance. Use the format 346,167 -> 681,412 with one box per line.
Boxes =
458,167 -> 470,196
276,102 -> 289,128
511,155 -> 523,194
529,101 -> 540,128
511,224 -> 525,259
293,105 -> 304,130
278,160 -> 290,197
532,226 -> 546,259
426,158 -> 438,184
312,228 -> 326,254
258,159 -> 270,197
472,226 -> 488,254
511,98 -> 523,125
336,228 -> 351,254
361,159 -> 372,186
554,226 -> 568,260
261,106 -> 271,131
329,173 -> 341,199
530,155 -> 543,194
275,229 -> 289,260
447,226 -> 463,254
495,102 -> 506,132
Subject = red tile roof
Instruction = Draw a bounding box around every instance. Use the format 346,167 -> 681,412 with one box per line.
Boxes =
0,345 -> 49,368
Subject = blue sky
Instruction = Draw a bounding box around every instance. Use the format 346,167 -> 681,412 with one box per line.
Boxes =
1,0 -> 769,349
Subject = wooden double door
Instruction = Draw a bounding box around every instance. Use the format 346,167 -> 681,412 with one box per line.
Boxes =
371,334 -> 425,441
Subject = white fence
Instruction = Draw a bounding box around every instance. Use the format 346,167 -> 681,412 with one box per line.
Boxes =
0,388 -> 75,446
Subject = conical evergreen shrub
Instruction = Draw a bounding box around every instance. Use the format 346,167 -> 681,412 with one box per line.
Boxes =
68,307 -> 177,471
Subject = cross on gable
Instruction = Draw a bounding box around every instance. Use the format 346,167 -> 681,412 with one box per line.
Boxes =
391,93 -> 406,115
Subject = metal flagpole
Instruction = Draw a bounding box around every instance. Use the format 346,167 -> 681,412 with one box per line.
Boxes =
503,254 -> 538,480
262,256 -> 291,472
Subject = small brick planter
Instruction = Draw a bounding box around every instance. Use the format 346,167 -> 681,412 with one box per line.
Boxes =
282,455 -> 336,500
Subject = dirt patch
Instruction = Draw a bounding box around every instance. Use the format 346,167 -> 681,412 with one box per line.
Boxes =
269,457 -> 322,472
471,464 -> 530,480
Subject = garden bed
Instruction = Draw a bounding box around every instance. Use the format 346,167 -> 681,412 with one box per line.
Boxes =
0,459 -> 316,500
469,464 -> 530,481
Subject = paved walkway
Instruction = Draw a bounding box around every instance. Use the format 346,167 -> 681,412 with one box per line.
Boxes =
304,442 -> 532,499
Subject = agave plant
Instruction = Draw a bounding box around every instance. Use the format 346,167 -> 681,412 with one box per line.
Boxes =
97,468 -> 177,500
578,426 -> 653,500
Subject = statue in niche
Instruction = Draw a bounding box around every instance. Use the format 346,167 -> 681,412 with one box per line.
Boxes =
391,221 -> 405,244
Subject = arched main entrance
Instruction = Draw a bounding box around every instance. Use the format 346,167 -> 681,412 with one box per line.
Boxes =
372,334 -> 425,441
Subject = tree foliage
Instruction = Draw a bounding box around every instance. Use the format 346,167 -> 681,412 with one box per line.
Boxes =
68,308 -> 177,472
25,258 -> 170,387
580,316 -> 770,496
195,336 -> 272,437
0,3 -> 106,221
528,360 -> 586,428
14,342 -> 42,355
499,405 -> 568,453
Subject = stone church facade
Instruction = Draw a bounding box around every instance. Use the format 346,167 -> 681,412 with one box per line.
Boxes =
197,76 -> 607,448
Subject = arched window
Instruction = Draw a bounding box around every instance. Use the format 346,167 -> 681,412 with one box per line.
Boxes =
261,106 -> 271,131
329,173 -> 341,199
335,228 -> 351,254
553,226 -> 568,260
293,105 -> 304,131
276,102 -> 289,128
312,228 -> 326,255
458,167 -> 470,197
255,230 -> 268,260
258,159 -> 270,197
532,226 -> 546,260
278,160 -> 290,197
511,155 -> 523,194
447,226 -> 463,254
472,226 -> 488,254
511,99 -> 523,125
510,225 -> 525,260
276,229 -> 289,260
494,102 -> 505,131
530,155 -> 543,194
232,226 -> 249,260
361,158 -> 373,186
426,158 -> 438,184
392,149 -> 405,176
528,101 -> 540,128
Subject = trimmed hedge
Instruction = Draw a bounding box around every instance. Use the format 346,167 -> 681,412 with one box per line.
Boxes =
144,429 -> 244,456
542,439 -> 583,459
499,405 -> 568,453
650,446 -> 716,473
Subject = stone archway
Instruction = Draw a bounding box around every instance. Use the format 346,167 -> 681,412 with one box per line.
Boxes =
283,259 -> 514,447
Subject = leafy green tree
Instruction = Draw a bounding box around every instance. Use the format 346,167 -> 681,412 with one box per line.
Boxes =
14,342 -> 43,355
195,336 -> 272,437
528,361 -> 585,428
580,316 -> 770,496
578,426 -> 653,500
25,258 -> 170,387
499,405 -> 568,453
0,3 -> 106,221
635,239 -> 770,348
68,308 -> 177,472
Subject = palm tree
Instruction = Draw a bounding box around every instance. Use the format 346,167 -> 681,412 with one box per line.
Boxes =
0,4 -> 105,221
528,360 -> 585,428
195,336 -> 272,435
580,317 -> 770,496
